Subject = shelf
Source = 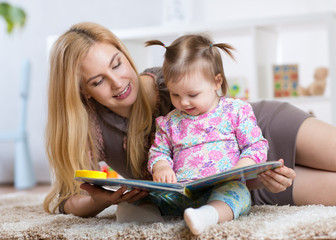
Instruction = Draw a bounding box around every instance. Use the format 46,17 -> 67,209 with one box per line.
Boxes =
270,95 -> 330,103
111,12 -> 336,125
113,12 -> 335,41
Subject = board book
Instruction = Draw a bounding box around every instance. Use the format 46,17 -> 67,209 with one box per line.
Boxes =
75,161 -> 281,199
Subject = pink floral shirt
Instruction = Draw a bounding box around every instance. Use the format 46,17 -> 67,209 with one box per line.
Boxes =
148,97 -> 268,183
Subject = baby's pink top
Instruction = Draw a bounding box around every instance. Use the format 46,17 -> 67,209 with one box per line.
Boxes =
148,97 -> 268,183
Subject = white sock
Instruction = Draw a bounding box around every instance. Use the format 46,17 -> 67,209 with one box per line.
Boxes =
184,205 -> 219,235
116,202 -> 163,223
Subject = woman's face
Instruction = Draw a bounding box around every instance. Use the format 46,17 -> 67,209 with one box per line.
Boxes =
81,42 -> 139,118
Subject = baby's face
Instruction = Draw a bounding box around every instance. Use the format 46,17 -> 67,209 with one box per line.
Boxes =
167,71 -> 221,116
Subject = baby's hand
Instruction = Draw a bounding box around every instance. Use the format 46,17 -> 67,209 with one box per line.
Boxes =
153,162 -> 177,183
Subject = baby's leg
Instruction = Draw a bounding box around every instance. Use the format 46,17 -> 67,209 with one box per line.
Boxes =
208,200 -> 234,222
184,181 -> 251,235
116,202 -> 163,223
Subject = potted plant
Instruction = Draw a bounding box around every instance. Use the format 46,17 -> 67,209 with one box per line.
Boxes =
0,2 -> 26,33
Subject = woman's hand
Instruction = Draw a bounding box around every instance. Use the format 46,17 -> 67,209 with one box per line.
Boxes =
80,182 -> 148,205
258,159 -> 296,193
64,183 -> 148,217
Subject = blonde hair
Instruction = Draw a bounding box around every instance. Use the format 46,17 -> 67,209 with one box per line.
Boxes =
44,22 -> 152,213
145,34 -> 235,95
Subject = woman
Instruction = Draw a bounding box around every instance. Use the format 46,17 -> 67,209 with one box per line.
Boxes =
43,22 -> 336,217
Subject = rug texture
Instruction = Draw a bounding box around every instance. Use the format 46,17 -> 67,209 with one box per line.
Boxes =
1,192 -> 336,240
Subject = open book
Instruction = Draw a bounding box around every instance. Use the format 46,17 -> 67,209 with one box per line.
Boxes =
75,161 -> 281,199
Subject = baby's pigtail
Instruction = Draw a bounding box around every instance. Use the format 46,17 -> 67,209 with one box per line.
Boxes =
145,40 -> 166,48
212,43 -> 236,61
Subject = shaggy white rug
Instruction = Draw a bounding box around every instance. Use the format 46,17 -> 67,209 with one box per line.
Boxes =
1,192 -> 336,239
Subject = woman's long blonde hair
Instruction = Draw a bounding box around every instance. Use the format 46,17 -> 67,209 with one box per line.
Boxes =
44,22 -> 152,213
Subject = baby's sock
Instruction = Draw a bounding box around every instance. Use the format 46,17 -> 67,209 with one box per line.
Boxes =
184,205 -> 219,235
116,202 -> 163,223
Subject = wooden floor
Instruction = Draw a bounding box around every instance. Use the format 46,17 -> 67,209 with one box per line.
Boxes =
0,183 -> 51,194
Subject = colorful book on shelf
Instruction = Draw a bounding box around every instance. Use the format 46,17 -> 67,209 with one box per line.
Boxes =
75,161 -> 282,199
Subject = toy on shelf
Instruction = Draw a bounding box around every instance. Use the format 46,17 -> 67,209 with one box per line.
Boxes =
99,161 -> 120,178
101,165 -> 119,178
273,64 -> 299,98
227,76 -> 249,100
298,67 -> 328,96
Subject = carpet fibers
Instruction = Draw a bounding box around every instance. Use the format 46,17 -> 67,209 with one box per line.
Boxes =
1,192 -> 336,239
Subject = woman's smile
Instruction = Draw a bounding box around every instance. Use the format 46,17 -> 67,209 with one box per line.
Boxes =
114,83 -> 131,99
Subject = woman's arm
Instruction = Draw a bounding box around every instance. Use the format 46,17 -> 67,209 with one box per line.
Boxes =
63,183 -> 148,217
246,159 -> 296,193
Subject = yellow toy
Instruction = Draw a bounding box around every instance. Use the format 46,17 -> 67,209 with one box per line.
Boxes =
75,170 -> 107,179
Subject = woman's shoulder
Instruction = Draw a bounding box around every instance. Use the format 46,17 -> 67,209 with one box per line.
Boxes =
140,73 -> 157,110
140,67 -> 165,90
140,67 -> 174,117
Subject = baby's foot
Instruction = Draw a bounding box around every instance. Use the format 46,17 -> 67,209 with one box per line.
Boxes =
184,205 -> 218,235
